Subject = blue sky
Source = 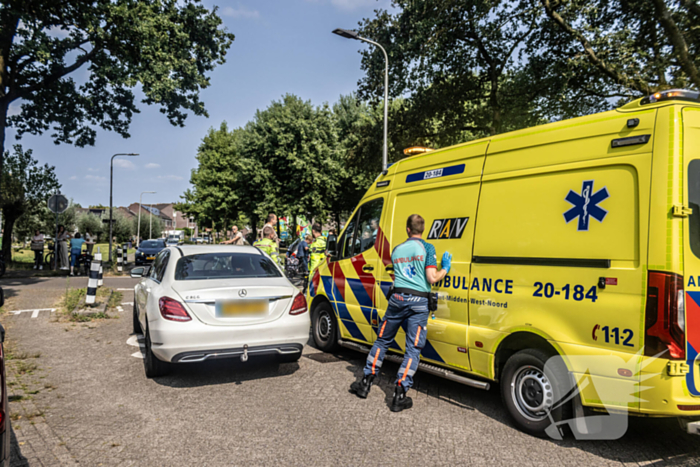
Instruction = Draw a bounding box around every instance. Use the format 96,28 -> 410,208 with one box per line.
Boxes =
7,0 -> 393,209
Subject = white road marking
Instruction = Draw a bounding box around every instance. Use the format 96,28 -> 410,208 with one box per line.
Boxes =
10,308 -> 56,317
121,302 -> 134,306
126,335 -> 145,348
116,306 -> 124,312
117,288 -> 133,291
131,351 -> 145,359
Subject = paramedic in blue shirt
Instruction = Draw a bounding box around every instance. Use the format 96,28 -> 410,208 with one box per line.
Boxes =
350,214 -> 452,412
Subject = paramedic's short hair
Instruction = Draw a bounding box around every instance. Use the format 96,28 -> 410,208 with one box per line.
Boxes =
406,214 -> 425,235
262,225 -> 274,238
312,223 -> 322,233
266,213 -> 276,223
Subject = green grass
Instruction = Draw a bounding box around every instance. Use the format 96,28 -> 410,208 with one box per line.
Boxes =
64,288 -> 86,313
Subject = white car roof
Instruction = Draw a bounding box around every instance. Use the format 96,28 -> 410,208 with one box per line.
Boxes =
171,245 -> 262,256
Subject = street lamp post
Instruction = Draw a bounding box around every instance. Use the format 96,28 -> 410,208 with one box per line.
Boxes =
137,191 -> 156,248
333,28 -> 389,175
109,153 -> 139,262
149,203 -> 153,239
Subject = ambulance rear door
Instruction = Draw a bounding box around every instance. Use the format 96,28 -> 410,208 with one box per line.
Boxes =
682,106 -> 700,398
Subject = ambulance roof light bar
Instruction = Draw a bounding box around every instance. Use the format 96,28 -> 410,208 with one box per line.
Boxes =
333,28 -> 389,175
640,89 -> 699,105
403,146 -> 434,156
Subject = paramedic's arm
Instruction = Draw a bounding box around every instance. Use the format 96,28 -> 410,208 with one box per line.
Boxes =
426,267 -> 447,285
426,251 -> 452,285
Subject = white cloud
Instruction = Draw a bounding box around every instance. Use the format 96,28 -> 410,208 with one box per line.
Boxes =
87,167 -> 99,172
145,163 -> 161,169
69,175 -> 77,180
113,158 -> 135,170
85,174 -> 107,182
307,0 -> 391,10
158,175 -> 184,181
221,5 -> 260,19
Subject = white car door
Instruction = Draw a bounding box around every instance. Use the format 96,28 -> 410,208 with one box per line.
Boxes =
138,250 -> 170,327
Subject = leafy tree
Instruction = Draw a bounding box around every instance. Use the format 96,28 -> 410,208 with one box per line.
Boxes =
238,94 -> 344,223
1,144 -> 59,260
357,0 -> 553,143
538,0 -> 700,97
131,212 -> 163,241
0,0 -> 235,198
76,212 -> 104,241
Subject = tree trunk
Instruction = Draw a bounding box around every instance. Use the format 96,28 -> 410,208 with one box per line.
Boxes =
1,209 -> 18,263
0,102 -> 7,215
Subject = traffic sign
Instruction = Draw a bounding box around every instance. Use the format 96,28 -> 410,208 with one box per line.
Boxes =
47,194 -> 68,214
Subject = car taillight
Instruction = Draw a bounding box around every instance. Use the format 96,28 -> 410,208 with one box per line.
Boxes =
645,271 -> 685,360
159,297 -> 192,322
289,294 -> 308,315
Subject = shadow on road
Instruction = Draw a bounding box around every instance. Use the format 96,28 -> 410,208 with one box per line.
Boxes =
151,355 -> 301,389
329,343 -> 700,464
10,426 -> 29,466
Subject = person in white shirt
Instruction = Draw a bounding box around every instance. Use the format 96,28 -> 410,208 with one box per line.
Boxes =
30,230 -> 45,270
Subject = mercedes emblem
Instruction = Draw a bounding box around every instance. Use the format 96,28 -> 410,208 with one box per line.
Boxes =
238,289 -> 247,298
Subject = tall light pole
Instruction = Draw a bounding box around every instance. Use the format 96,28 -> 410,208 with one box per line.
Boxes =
109,153 -> 139,262
137,191 -> 155,248
149,203 -> 153,239
333,28 -> 389,175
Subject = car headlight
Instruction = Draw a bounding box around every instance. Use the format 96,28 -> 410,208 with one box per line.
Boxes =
139,251 -> 145,256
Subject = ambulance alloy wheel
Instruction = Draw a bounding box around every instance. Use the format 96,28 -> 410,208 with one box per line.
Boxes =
501,349 -> 572,437
312,301 -> 338,352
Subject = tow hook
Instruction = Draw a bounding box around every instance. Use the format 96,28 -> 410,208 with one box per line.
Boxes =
241,344 -> 249,362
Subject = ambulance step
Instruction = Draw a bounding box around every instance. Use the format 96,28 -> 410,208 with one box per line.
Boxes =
338,339 -> 490,391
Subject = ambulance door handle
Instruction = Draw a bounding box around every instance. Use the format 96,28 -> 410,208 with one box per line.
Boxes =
363,265 -> 374,272
386,266 -> 394,272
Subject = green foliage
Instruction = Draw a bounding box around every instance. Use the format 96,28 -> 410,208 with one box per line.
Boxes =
76,213 -> 104,241
1,145 -> 60,260
100,211 -> 133,243
131,211 -> 163,241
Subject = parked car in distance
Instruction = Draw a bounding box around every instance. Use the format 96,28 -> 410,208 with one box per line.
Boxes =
135,239 -> 167,265
131,245 -> 309,377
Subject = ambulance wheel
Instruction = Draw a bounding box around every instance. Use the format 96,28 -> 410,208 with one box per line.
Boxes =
312,301 -> 338,352
501,349 -> 572,437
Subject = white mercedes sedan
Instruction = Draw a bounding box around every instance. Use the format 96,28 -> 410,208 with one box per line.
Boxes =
131,245 -> 309,377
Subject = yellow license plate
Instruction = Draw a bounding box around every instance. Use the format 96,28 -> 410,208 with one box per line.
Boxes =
146,256 -> 155,260
216,300 -> 267,317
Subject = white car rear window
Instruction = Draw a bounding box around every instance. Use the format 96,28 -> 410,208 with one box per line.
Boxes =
175,253 -> 282,280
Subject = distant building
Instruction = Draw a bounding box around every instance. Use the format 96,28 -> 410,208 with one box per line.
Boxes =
127,202 -> 196,231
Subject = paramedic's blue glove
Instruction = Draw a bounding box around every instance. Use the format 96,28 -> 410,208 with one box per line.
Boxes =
441,252 -> 452,274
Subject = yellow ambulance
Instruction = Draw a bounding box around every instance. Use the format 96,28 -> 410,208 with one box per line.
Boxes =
306,89 -> 700,436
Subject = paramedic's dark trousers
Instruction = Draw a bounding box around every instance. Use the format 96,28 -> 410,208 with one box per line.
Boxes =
363,293 -> 429,389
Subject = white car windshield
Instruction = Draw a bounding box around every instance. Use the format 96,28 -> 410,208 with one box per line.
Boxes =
175,253 -> 282,280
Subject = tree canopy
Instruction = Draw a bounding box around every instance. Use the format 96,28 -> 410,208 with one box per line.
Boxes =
1,144 -> 60,260
0,0 -> 235,196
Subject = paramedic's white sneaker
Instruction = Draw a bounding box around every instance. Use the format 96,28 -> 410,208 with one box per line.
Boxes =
39,265 -> 43,270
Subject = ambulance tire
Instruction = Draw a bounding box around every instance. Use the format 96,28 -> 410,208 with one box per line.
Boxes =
501,349 -> 573,437
312,301 -> 339,352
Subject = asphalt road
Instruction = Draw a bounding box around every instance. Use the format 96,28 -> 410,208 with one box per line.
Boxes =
1,276 -> 699,466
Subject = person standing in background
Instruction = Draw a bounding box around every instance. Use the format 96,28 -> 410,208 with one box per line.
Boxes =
84,230 -> 95,255
56,225 -> 69,270
31,230 -> 44,270
308,223 -> 326,275
69,232 -> 86,276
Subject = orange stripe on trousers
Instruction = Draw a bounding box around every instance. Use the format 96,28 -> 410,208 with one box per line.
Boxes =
379,320 -> 387,337
414,326 -> 421,346
400,358 -> 413,383
371,348 -> 380,375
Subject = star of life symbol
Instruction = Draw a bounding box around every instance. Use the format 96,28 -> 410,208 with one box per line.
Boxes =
563,180 -> 609,231
403,265 -> 417,278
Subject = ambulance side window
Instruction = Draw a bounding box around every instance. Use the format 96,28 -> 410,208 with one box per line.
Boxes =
356,199 -> 384,255
689,160 -> 700,258
337,216 -> 357,260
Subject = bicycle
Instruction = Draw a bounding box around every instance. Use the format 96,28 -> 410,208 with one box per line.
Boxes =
44,241 -> 56,269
